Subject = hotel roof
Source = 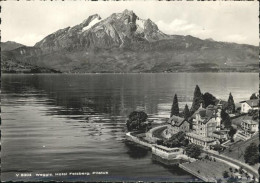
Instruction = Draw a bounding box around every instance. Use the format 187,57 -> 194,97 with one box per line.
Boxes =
191,105 -> 218,124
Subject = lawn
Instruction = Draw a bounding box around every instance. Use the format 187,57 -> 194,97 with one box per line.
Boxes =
221,134 -> 259,171
181,158 -> 248,182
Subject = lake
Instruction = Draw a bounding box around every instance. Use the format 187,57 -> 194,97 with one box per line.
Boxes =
1,73 -> 258,181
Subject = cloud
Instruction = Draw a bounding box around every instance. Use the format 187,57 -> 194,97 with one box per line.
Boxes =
11,34 -> 45,46
156,19 -> 195,34
224,34 -> 247,44
156,19 -> 212,39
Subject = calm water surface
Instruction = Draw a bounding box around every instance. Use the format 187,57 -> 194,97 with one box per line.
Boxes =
1,73 -> 258,181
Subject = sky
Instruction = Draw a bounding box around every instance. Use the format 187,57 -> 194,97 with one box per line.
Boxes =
1,1 -> 259,46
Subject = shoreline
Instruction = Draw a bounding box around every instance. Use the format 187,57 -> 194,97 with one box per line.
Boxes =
126,132 -> 203,181
1,71 -> 259,75
126,129 -> 259,182
126,132 -> 203,180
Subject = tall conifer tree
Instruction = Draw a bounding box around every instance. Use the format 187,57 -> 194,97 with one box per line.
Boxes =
183,104 -> 190,119
190,85 -> 202,114
171,94 -> 179,117
227,92 -> 235,113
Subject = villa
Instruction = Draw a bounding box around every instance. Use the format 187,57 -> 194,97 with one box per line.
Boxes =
191,105 -> 221,137
165,105 -> 225,147
239,99 -> 259,113
241,120 -> 258,135
183,104 -> 224,147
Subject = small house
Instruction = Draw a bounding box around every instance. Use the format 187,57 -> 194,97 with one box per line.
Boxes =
167,115 -> 190,134
241,120 -> 258,133
211,131 -> 228,141
239,99 -> 259,113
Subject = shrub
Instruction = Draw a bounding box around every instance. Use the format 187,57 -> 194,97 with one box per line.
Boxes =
163,131 -> 188,148
223,171 -> 229,178
185,144 -> 201,159
212,144 -> 224,152
239,167 -> 243,174
157,139 -> 163,145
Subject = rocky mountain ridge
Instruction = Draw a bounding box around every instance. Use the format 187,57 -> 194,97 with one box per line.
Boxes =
1,41 -> 25,51
1,9 -> 258,73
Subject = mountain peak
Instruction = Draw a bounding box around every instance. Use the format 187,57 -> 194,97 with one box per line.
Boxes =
122,9 -> 135,16
81,14 -> 102,27
35,9 -> 171,51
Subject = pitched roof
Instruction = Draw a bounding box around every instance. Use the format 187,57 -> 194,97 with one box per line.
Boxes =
240,99 -> 259,107
168,115 -> 187,127
192,105 -> 218,124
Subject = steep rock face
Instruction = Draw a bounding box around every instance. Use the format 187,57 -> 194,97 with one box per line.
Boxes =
34,9 -> 170,53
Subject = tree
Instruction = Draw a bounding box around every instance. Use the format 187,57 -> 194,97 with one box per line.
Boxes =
164,131 -> 188,148
171,94 -> 179,117
239,167 -> 243,174
248,109 -> 259,120
202,92 -> 217,108
126,111 -> 148,132
244,142 -> 259,165
221,110 -> 231,129
250,93 -> 258,100
182,104 -> 190,119
226,93 -> 236,114
185,144 -> 201,159
235,107 -> 241,114
228,126 -> 237,140
223,171 -> 229,178
190,85 -> 202,114
211,144 -> 224,152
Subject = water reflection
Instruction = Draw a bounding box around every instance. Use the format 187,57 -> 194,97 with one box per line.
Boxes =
124,141 -> 149,159
1,73 -> 258,181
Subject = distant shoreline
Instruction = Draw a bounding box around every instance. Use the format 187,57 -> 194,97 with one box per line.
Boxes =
1,71 -> 259,74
